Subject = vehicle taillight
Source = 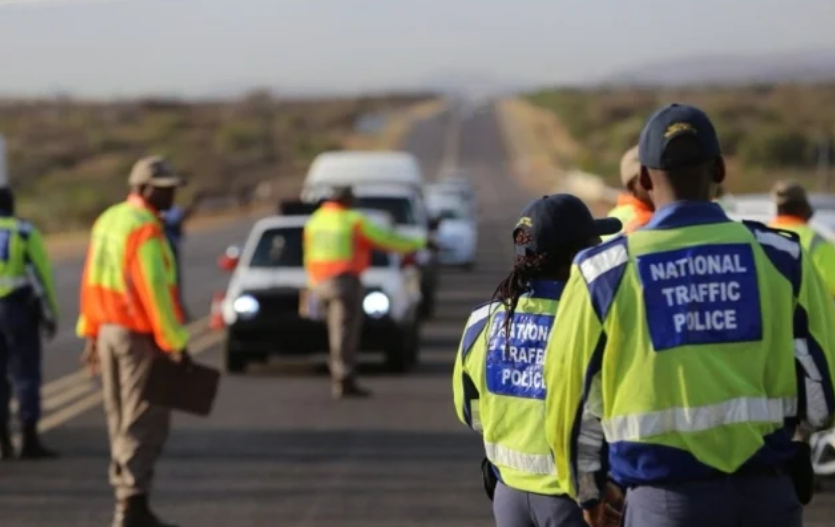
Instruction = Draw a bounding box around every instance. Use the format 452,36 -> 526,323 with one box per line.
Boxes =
401,253 -> 417,268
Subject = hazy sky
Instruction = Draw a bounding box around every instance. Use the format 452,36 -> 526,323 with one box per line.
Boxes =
0,0 -> 832,97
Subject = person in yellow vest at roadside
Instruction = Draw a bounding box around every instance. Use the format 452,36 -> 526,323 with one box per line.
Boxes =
77,156 -> 189,527
452,194 -> 621,527
0,187 -> 59,460
303,185 -> 425,399
769,180 -> 835,298
604,145 -> 654,240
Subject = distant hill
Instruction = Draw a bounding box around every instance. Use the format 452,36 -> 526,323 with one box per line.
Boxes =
603,49 -> 835,86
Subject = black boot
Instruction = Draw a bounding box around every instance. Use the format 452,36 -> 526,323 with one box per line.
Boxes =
112,495 -> 179,527
18,423 -> 57,459
332,378 -> 372,400
0,425 -> 14,461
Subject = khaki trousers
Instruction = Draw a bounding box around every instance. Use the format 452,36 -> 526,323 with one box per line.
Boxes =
313,274 -> 363,382
98,324 -> 171,500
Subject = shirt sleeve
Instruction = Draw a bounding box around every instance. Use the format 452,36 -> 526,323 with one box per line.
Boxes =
453,305 -> 491,434
24,226 -> 59,323
129,227 -> 189,352
543,267 -> 607,505
356,214 -> 426,254
795,246 -> 835,430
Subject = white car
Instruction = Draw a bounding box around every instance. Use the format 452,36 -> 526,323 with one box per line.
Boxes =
432,170 -> 477,211
426,190 -> 477,269
215,211 -> 423,374
723,192 -> 835,241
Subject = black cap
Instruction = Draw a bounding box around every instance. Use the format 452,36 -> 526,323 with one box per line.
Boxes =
513,194 -> 622,255
330,185 -> 354,202
639,103 -> 721,170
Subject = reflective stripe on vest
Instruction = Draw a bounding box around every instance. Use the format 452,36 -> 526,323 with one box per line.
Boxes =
602,396 -> 798,442
485,441 -> 557,476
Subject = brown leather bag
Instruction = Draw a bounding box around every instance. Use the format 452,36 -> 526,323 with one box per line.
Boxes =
141,354 -> 220,417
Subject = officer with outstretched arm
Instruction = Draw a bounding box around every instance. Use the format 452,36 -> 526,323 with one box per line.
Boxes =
543,104 -> 835,527
303,185 -> 425,399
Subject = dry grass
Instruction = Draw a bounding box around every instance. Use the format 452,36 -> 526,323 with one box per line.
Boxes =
27,94 -> 446,259
524,84 -> 835,194
0,91 -> 437,235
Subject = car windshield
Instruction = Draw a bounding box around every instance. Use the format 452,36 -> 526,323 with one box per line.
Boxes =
429,204 -> 466,220
248,226 -> 389,268
355,196 -> 416,225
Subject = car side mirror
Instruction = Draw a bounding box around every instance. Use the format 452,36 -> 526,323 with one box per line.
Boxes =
218,245 -> 240,272
428,217 -> 442,231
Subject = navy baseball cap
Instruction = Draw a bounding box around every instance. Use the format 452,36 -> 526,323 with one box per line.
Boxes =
513,194 -> 622,255
639,104 -> 721,169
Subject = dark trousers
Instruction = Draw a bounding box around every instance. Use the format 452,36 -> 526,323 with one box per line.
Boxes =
0,291 -> 43,427
493,482 -> 587,527
624,474 -> 802,527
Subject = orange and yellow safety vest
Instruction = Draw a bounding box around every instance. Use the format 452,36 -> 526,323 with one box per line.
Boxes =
76,194 -> 188,352
303,202 -> 425,286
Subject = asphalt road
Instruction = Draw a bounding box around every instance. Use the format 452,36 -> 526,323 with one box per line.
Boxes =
8,104 -> 835,526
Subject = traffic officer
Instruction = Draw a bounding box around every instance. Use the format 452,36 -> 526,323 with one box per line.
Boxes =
0,186 -> 59,460
452,194 -> 621,527
769,180 -> 835,298
603,145 -> 654,240
303,185 -> 425,399
77,156 -> 189,527
543,104 -> 835,527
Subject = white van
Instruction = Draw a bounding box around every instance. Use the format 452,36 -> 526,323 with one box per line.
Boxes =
301,151 -> 424,199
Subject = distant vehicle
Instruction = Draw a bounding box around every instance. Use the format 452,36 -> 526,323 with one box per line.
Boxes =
214,212 -> 423,374
425,189 -> 477,269
301,151 -> 424,198
300,151 -> 441,319
723,192 -> 835,241
431,170 -> 477,210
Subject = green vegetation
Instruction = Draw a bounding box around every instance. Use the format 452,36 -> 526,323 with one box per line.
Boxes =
0,91 -> 433,232
526,84 -> 835,192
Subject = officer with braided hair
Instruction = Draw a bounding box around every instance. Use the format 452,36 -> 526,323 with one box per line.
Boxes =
452,194 -> 621,527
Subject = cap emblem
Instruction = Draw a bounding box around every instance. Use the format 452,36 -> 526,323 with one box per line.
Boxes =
664,122 -> 695,138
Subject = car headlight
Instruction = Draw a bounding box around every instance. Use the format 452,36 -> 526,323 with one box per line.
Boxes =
232,294 -> 260,320
362,291 -> 390,319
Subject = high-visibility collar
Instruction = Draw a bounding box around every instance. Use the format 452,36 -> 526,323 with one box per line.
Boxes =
127,193 -> 161,217
620,194 -> 653,215
644,201 -> 729,230
616,193 -> 632,206
321,201 -> 348,212
771,215 -> 808,227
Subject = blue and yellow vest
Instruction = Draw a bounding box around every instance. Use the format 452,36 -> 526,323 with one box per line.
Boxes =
453,280 -> 566,495
543,202 -> 835,500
